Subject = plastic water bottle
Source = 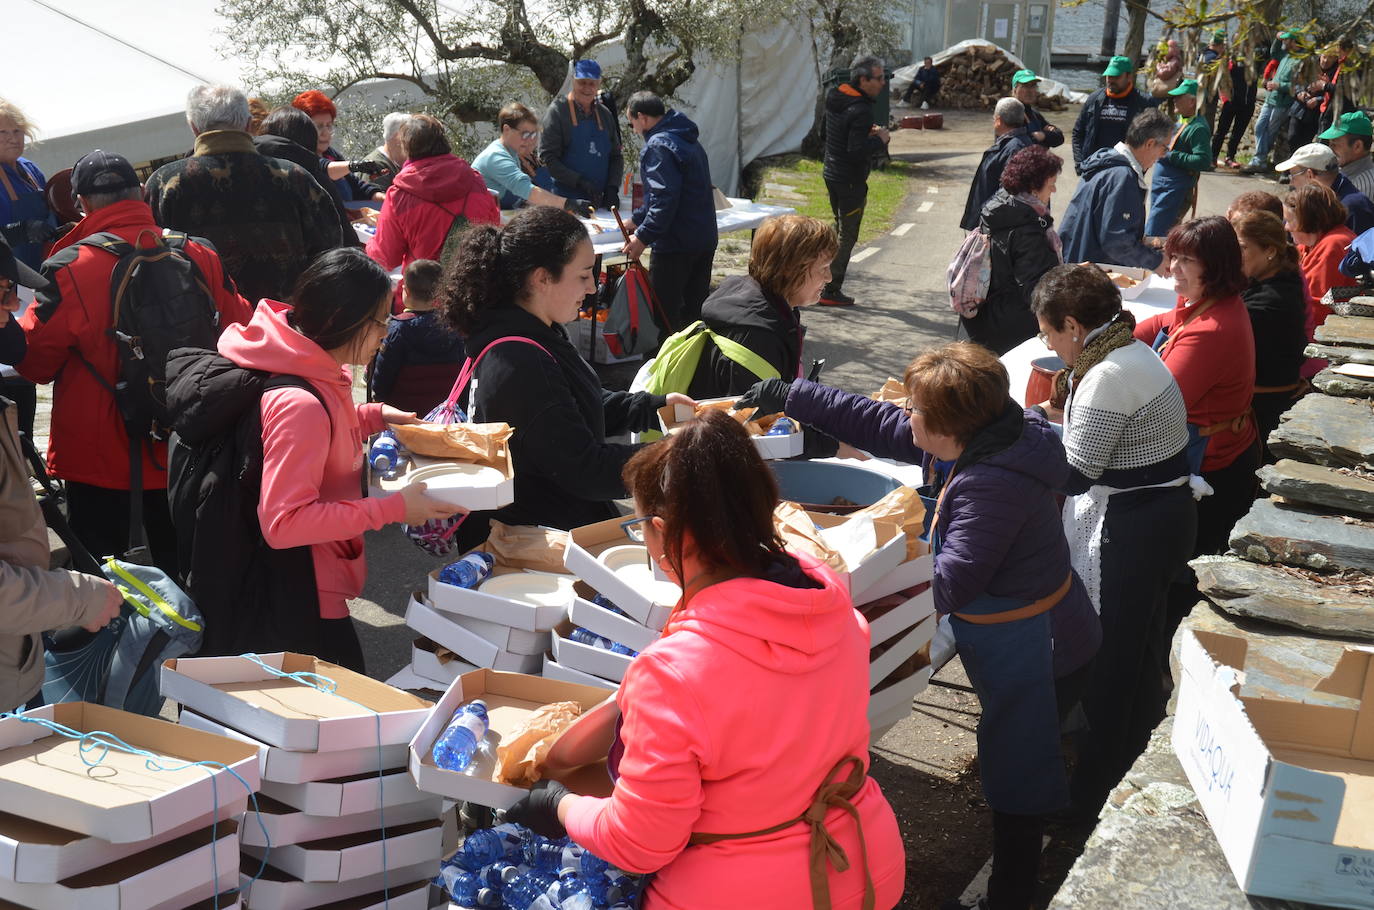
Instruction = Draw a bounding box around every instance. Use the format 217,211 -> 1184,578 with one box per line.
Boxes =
551,873 -> 595,904
503,873 -> 559,910
493,822 -> 525,857
569,627 -> 638,657
432,699 -> 490,772
555,893 -> 595,910
580,851 -> 610,878
590,594 -> 628,617
524,835 -> 569,872
765,417 -> 795,436
440,551 -> 496,589
479,860 -> 521,889
369,430 -> 403,474
438,865 -> 482,905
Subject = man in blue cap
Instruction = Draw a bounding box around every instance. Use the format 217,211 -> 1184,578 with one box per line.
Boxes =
538,60 -> 624,210
1072,55 -> 1158,175
1243,30 -> 1303,172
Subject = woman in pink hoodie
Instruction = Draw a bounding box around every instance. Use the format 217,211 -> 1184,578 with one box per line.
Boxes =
217,249 -> 459,670
507,411 -> 906,910
366,114 -> 501,273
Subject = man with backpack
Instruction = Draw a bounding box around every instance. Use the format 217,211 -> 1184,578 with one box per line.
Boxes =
15,150 -> 252,576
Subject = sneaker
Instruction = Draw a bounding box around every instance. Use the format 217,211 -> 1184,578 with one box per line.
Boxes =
819,290 -> 856,307
921,101 -> 930,110
1225,157 -> 1239,168
1240,159 -> 1269,174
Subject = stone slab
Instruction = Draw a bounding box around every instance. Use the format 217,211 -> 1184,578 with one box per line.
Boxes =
1267,393 -> 1374,468
1313,367 -> 1374,398
1332,297 -> 1374,318
1305,342 -> 1374,365
1192,555 -> 1374,641
1258,458 -> 1374,517
1314,314 -> 1374,348
1229,496 -> 1374,572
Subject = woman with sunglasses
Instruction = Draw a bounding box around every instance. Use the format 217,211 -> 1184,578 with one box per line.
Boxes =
507,410 -> 906,910
473,103 -> 592,215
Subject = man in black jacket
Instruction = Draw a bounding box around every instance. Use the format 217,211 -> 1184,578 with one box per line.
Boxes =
1012,70 -> 1065,148
821,54 -> 891,307
960,99 -> 1033,231
1071,56 -> 1158,175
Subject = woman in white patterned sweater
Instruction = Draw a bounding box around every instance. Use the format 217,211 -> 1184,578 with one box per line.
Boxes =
1029,263 -> 1198,818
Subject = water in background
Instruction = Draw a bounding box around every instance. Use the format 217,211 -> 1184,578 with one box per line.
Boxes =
1051,0 -> 1166,91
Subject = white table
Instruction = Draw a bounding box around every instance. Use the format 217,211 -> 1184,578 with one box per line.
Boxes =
588,197 -> 797,260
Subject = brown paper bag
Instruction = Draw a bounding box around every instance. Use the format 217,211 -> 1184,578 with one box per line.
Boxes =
871,378 -> 908,407
496,701 -> 583,786
773,501 -> 846,573
389,422 -> 514,465
484,522 -> 570,573
854,486 -> 927,561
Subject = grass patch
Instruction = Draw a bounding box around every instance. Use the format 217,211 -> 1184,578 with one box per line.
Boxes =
755,155 -> 914,244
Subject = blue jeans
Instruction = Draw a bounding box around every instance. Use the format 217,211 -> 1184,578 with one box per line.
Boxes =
1145,162 -> 1196,236
1251,103 -> 1288,164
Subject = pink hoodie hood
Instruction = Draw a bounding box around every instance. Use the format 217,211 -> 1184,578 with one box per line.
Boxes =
391,153 -> 490,205
217,298 -> 348,386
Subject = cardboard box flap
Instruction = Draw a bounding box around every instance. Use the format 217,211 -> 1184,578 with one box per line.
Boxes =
1315,646 -> 1374,702
59,821 -> 237,888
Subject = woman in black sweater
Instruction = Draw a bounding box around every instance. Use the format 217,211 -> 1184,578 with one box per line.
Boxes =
1233,210 -> 1308,457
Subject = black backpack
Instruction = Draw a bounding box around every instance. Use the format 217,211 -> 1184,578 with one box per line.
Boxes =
75,230 -> 221,559
164,348 -> 331,658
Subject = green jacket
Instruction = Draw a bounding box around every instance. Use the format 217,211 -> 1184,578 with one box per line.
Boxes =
1265,52 -> 1301,109
1163,116 -> 1214,175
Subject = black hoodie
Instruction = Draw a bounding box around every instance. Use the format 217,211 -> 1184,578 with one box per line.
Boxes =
461,306 -> 666,539
1242,268 -> 1308,387
823,84 -> 884,184
961,189 -> 1060,355
687,275 -> 802,399
253,134 -> 360,248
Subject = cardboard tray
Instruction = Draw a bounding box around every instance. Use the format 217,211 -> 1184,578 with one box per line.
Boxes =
658,397 -> 803,460
568,590 -> 661,654
851,552 -> 934,605
0,822 -> 238,910
375,446 -> 516,512
868,665 -> 933,726
239,861 -> 434,910
564,517 -> 678,629
549,620 -> 634,684
259,767 -> 428,818
405,594 -> 545,673
869,612 -> 937,689
858,582 -> 935,648
239,794 -> 442,849
408,669 -> 616,809
541,654 -> 619,691
448,613 -> 550,656
808,511 -> 908,597
1173,630 -> 1374,908
425,551 -> 574,633
177,711 -> 411,785
160,653 -> 433,753
0,703 -> 260,844
242,818 -> 442,883
411,638 -> 479,687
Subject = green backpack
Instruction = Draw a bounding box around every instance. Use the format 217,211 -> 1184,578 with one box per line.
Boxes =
641,321 -> 779,441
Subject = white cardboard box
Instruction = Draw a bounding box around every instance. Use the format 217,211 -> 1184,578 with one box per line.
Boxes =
858,583 -> 936,648
411,638 -> 479,687
1173,629 -> 1374,908
809,511 -> 908,597
405,594 -> 545,673
0,703 -> 260,844
550,620 -> 634,683
240,862 -> 434,910
449,613 -> 551,656
869,612 -> 937,689
0,822 -> 238,910
376,445 -> 516,512
568,592 -> 661,654
541,654 -> 619,691
408,669 -> 615,809
425,558 -> 573,633
261,768 -> 428,817
179,711 -> 410,785
160,653 -> 433,753
240,794 -> 443,848
659,398 -> 803,460
851,552 -> 934,605
868,665 -> 933,725
243,819 -> 442,882
383,666 -> 451,696
565,517 -> 678,628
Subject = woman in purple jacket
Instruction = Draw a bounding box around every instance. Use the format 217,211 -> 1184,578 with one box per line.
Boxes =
739,344 -> 1100,910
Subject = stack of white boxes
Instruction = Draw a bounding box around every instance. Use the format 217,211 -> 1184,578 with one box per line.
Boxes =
850,551 -> 938,744
0,702 -> 261,909
160,653 -> 446,910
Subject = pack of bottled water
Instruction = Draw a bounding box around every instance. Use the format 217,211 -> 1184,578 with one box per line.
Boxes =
435,821 -> 642,909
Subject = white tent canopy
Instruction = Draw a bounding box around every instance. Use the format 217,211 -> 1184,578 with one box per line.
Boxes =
11,0 -> 818,194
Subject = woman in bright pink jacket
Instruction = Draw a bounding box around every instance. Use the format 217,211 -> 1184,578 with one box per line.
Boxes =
217,248 -> 458,670
366,114 -> 500,273
507,410 -> 906,910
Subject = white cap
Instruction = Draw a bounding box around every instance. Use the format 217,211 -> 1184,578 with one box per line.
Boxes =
1276,142 -> 1339,173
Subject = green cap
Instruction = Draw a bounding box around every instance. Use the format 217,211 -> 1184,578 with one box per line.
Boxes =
1278,29 -> 1299,39
1212,30 -> 1227,43
1168,78 -> 1200,96
1318,110 -> 1374,139
1101,55 -> 1134,77
1011,69 -> 1041,85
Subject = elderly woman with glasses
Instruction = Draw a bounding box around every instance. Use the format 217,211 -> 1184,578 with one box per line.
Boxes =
473,103 -> 590,215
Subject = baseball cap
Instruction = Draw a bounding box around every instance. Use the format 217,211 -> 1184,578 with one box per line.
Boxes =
1101,55 -> 1134,77
71,149 -> 140,196
1276,142 -> 1339,172
1278,30 -> 1300,40
1211,30 -> 1227,43
1318,110 -> 1374,140
1168,79 -> 1200,96
0,237 -> 48,292
572,60 -> 602,80
1011,69 -> 1041,86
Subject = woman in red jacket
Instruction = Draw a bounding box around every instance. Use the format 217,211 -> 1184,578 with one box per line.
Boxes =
1134,217 -> 1258,641
1284,183 -> 1355,336
507,411 -> 905,910
366,114 -> 500,273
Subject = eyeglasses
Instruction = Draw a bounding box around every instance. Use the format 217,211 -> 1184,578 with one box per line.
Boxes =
619,515 -> 651,543
519,130 -> 538,140
1037,331 -> 1052,347
901,405 -> 923,417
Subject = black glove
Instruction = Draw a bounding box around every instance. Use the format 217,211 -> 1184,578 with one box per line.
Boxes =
602,189 -> 621,211
503,779 -> 570,839
2,220 -> 56,246
578,179 -> 600,203
347,159 -> 389,176
736,378 -> 793,418
564,197 -> 596,218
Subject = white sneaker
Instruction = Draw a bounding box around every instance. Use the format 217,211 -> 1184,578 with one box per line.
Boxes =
921,101 -> 930,110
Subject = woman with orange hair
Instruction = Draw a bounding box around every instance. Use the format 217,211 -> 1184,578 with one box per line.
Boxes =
292,89 -> 386,203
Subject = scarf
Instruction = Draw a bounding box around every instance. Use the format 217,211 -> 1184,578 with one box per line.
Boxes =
1052,310 -> 1138,407
1015,192 -> 1063,262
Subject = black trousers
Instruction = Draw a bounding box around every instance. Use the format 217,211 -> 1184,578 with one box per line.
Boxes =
0,377 -> 36,441
824,179 -> 868,294
316,617 -> 366,675
1212,95 -> 1256,161
649,247 -> 715,333
905,84 -> 938,106
987,660 -> 1093,910
65,481 -> 180,578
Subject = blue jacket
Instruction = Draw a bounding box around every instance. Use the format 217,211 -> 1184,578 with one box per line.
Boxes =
1058,147 -> 1163,270
1333,173 -> 1374,236
369,309 -> 465,414
960,127 -> 1033,231
632,110 -> 718,255
781,379 -> 1100,677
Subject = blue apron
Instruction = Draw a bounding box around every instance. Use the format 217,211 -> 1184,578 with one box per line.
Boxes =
0,161 -> 53,270
552,96 -> 612,200
1144,159 -> 1196,237
931,474 -> 1072,816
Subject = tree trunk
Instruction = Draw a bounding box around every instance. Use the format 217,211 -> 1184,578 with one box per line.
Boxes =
1124,0 -> 1149,63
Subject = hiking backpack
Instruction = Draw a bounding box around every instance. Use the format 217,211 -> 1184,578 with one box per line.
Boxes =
638,321 -> 779,440
75,229 -> 221,558
602,261 -> 668,357
947,226 -> 993,318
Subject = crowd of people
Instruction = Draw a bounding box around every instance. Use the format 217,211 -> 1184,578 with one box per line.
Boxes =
0,36 -> 1365,910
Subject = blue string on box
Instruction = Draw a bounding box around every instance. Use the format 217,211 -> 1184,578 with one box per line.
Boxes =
238,653 -> 392,908
0,712 -> 272,910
